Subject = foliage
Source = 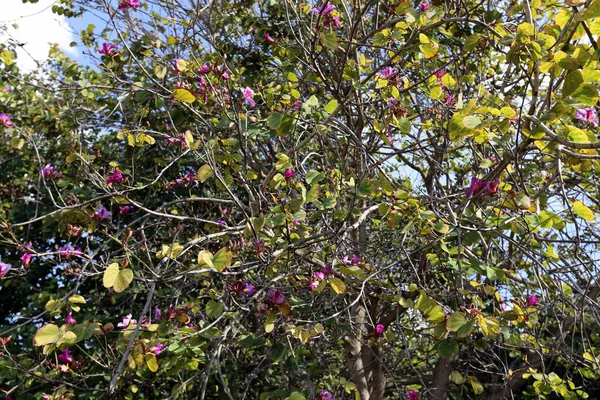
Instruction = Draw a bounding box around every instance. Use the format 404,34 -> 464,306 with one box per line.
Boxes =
1,0 -> 600,399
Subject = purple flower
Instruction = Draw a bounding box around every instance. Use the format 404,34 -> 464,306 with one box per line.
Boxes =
242,283 -> 256,296
0,113 -> 15,127
375,323 -> 384,335
98,43 -> 118,57
0,262 -> 11,278
284,168 -> 295,181
266,289 -> 286,305
264,33 -> 276,43
154,306 -> 162,321
574,107 -> 599,127
351,254 -> 361,265
119,205 -> 132,215
151,342 -> 164,355
42,164 -> 63,180
321,263 -> 333,275
58,245 -> 83,259
106,169 -> 123,184
221,71 -> 230,80
117,314 -> 137,329
173,58 -> 183,73
408,391 -> 419,400
242,87 -> 256,107
228,280 -> 256,296
466,177 -> 500,198
311,3 -> 341,28
319,389 -> 334,400
217,219 -> 226,226
21,252 -> 33,267
526,294 -> 538,307
173,171 -> 198,188
340,256 -> 351,266
387,98 -> 398,109
314,271 -> 325,281
94,205 -> 112,220
199,64 -> 211,74
377,67 -> 398,80
308,280 -> 320,291
443,92 -> 457,105
57,348 -> 73,364
118,0 -> 140,10
311,3 -> 335,16
65,313 -> 77,325
419,2 -> 430,12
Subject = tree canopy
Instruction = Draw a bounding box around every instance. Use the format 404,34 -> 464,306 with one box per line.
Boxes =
2,0 -> 600,399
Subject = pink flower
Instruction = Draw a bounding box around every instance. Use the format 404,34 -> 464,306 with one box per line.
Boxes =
419,2 -> 430,12
118,0 -> 140,10
106,169 -> 123,184
408,391 -> 419,400
228,280 -> 256,296
264,33 -> 276,43
340,256 -> 351,266
94,205 -> 112,220
308,280 -> 320,291
434,68 -> 446,80
284,168 -> 295,181
42,164 -> 63,180
98,43 -> 119,57
574,107 -> 599,127
119,205 -> 132,215
150,343 -> 164,355
319,389 -> 334,400
312,3 -> 335,16
311,3 -> 341,28
199,64 -> 211,74
65,313 -> 77,325
351,254 -> 361,265
375,324 -> 384,335
466,177 -> 500,197
173,171 -> 198,188
0,262 -> 11,278
443,92 -> 457,105
242,87 -> 256,107
117,314 -> 137,329
154,306 -> 162,320
58,245 -> 83,259
526,294 -> 538,307
0,113 -> 15,127
387,98 -> 398,109
57,348 -> 73,364
266,289 -> 286,305
292,99 -> 302,110
221,71 -> 230,80
377,67 -> 398,80
321,263 -> 333,275
21,252 -> 33,267
314,271 -> 325,281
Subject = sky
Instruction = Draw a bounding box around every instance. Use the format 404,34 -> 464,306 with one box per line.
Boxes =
0,0 -> 80,71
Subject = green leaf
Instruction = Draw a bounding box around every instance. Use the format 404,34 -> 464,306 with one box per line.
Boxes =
324,99 -> 338,114
56,331 -> 78,346
145,353 -> 159,372
514,192 -> 531,210
467,376 -> 484,395
571,83 -> 599,106
173,88 -> 196,103
320,32 -> 339,49
267,112 -> 282,129
573,201 -> 595,221
305,169 -> 325,184
212,248 -> 233,272
68,295 -> 86,304
462,116 -> 482,129
562,70 -> 583,97
197,164 -> 213,182
265,311 -> 277,333
329,278 -> 346,294
206,300 -> 224,319
286,392 -> 306,400
103,263 -> 134,293
446,312 -> 467,332
34,324 -> 61,346
585,0 -> 600,19
438,341 -> 459,358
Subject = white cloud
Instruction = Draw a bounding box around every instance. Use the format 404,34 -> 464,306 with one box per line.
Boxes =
0,0 -> 78,71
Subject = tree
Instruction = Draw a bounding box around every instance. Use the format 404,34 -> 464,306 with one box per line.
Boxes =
1,0 -> 600,398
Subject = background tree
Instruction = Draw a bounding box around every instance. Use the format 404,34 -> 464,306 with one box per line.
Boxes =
2,0 -> 600,399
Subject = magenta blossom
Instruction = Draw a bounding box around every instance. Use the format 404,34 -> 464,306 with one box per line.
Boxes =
198,64 -> 211,74
443,92 -> 457,105
21,252 -> 33,267
173,171 -> 198,188
351,254 -> 361,265
58,245 -> 83,259
264,33 -> 276,43
314,271 -> 325,281
57,348 -> 73,364
106,169 -> 124,184
94,205 -> 112,220
151,342 -> 164,355
0,113 -> 15,127
419,2 -> 430,12
377,67 -> 398,80
574,107 -> 599,127
387,98 -> 398,109
321,263 -> 333,275
217,219 -> 226,226
221,71 -> 230,80
408,391 -> 419,400
42,164 -> 63,180
308,280 -> 320,291
434,68 -> 446,80
284,168 -> 295,181
118,0 -> 140,10
228,280 -> 256,296
0,262 -> 11,278
98,43 -> 118,57
154,306 -> 162,321
526,294 -> 538,307
375,323 -> 384,335
65,313 -> 77,325
466,177 -> 500,198
319,389 -> 334,400
242,283 -> 257,296
119,205 -> 132,215
117,314 -> 137,329
311,3 -> 341,28
340,256 -> 351,266
266,289 -> 286,305
242,87 -> 256,107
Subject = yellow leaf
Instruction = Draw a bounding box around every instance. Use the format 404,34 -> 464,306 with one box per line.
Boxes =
103,263 -> 134,293
145,353 -> 159,372
68,295 -> 86,304
173,88 -> 196,103
329,278 -> 346,294
34,324 -> 61,346
573,201 -> 595,221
